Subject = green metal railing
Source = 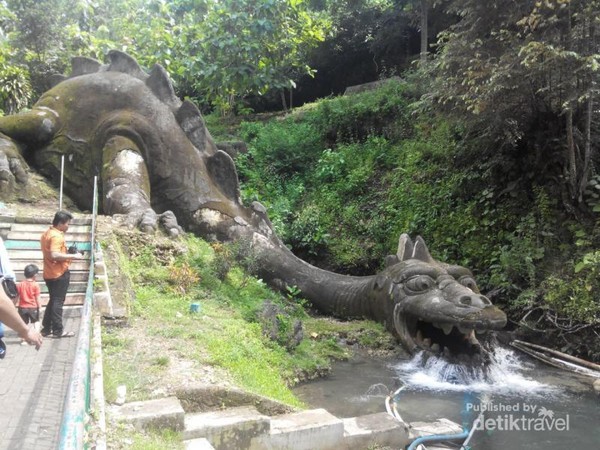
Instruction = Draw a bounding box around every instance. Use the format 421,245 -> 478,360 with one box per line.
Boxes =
58,176 -> 98,449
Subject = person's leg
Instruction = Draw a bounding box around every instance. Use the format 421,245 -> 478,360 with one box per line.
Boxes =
18,308 -> 31,344
49,271 -> 70,336
41,288 -> 55,336
17,307 -> 29,324
32,308 -> 40,332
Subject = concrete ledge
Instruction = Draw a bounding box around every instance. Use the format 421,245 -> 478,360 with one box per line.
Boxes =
409,418 -> 463,440
252,408 -> 343,450
184,438 -> 216,450
343,412 -> 410,449
176,384 -> 295,416
113,396 -> 185,432
185,406 -> 270,449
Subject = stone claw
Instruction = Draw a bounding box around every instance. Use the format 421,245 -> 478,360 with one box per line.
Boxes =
0,135 -> 29,196
137,208 -> 184,237
138,208 -> 158,234
159,211 -> 184,237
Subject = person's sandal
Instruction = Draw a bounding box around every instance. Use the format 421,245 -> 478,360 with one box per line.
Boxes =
51,331 -> 75,338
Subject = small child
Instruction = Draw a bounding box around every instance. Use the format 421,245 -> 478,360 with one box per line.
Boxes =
16,264 -> 42,344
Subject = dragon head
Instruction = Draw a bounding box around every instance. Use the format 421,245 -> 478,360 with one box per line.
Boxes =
376,234 -> 506,363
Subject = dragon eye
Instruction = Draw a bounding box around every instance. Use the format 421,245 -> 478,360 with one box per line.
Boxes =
458,276 -> 479,293
404,275 -> 435,293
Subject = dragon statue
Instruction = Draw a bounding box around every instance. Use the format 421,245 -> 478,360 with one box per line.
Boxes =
0,51 -> 506,363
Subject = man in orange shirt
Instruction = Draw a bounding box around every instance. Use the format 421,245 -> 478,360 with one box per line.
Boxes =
40,211 -> 84,338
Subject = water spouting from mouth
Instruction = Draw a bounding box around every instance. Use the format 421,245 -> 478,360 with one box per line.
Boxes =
393,346 -> 559,396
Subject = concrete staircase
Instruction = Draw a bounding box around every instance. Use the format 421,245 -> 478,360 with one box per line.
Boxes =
0,213 -> 92,306
110,395 -> 461,450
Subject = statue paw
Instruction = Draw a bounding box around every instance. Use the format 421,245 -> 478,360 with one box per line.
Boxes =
0,134 -> 29,196
136,208 -> 183,237
138,208 -> 158,234
159,211 -> 184,237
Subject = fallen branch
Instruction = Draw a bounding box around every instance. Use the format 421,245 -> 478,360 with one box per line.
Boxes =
510,339 -> 600,377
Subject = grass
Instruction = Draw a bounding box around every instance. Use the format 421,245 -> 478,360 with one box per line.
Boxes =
101,230 -> 398,447
108,424 -> 184,450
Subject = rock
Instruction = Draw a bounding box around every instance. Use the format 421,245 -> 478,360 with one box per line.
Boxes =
593,379 -> 600,395
116,385 -> 127,405
258,300 -> 303,350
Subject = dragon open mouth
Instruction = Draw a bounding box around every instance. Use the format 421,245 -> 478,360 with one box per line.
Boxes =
397,312 -> 491,362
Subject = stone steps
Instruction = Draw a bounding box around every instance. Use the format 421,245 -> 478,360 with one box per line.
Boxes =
112,396 -> 418,449
252,408 -> 343,450
0,212 -> 93,306
184,406 -> 270,449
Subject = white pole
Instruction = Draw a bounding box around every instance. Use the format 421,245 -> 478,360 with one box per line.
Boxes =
59,155 -> 65,210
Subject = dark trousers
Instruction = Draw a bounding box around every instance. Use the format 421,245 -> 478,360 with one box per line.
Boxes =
42,270 -> 70,336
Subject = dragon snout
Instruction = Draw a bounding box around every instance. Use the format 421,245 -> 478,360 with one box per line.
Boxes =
458,293 -> 492,308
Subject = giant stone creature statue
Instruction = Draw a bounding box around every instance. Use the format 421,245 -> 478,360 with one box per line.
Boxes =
0,51 -> 506,363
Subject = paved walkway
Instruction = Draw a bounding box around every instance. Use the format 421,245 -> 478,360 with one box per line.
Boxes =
0,308 -> 81,450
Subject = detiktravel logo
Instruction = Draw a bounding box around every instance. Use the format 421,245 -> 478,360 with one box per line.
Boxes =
465,401 -> 570,432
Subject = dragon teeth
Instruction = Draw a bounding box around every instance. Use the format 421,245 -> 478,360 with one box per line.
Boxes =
441,324 -> 453,335
431,343 -> 440,353
422,338 -> 432,348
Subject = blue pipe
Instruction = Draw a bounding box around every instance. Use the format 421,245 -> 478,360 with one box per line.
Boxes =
407,428 -> 470,450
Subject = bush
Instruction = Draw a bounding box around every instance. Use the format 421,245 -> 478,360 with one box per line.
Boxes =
542,251 -> 600,324
0,62 -> 32,114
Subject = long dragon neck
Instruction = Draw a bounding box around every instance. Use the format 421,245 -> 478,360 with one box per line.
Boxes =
252,232 -> 376,319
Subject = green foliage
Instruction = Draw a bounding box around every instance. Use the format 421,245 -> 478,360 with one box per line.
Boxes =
542,250 -> 600,324
0,0 -> 328,112
239,120 -> 323,176
237,81 -> 421,267
5,0 -> 75,94
430,0 -> 600,202
184,0 -> 329,114
486,187 -> 556,305
0,59 -> 32,114
308,79 -> 413,144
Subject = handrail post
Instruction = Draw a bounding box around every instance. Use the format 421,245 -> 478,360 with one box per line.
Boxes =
58,176 -> 99,449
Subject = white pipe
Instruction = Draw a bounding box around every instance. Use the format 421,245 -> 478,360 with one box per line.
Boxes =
59,155 -> 65,210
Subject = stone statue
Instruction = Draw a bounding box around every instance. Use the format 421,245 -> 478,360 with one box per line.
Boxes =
0,51 -> 506,362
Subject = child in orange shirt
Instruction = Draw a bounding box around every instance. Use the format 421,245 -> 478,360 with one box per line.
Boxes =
16,264 -> 42,344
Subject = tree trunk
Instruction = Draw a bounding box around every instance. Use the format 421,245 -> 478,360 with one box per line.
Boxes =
280,90 -> 288,111
420,0 -> 428,63
566,107 -> 577,200
577,93 -> 593,203
575,15 -> 596,203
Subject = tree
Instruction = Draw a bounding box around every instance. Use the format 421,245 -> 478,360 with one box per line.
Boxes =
0,2 -> 31,114
192,0 -> 328,114
429,0 -> 600,208
6,0 -> 74,95
518,0 -> 599,202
